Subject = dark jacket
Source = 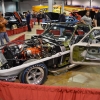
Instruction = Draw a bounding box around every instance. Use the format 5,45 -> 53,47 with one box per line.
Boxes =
32,13 -> 37,18
42,13 -> 46,18
37,13 -> 42,19
26,13 -> 31,23
94,12 -> 100,26
59,14 -> 66,22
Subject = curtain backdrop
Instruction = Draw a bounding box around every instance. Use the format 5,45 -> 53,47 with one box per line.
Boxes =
0,81 -> 100,100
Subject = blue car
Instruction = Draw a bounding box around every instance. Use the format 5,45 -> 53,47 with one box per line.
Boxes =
65,16 -> 79,24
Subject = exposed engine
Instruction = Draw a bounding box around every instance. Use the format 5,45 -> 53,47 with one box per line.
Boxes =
0,35 -> 58,69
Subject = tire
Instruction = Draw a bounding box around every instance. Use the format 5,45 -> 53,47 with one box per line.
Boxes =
19,71 -> 24,83
11,24 -> 18,29
20,63 -> 48,85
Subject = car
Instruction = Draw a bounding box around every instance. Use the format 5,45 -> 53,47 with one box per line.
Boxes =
41,12 -> 78,29
0,23 -> 91,85
71,27 -> 100,66
5,12 -> 26,29
41,12 -> 59,29
18,12 -> 27,25
65,16 -> 79,24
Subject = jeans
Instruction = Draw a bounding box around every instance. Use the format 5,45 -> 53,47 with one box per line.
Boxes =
60,28 -> 65,36
42,18 -> 45,23
0,32 -> 10,45
27,21 -> 31,32
33,18 -> 36,25
37,18 -> 41,25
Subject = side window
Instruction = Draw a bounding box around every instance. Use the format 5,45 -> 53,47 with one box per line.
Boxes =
82,29 -> 100,43
91,29 -> 100,44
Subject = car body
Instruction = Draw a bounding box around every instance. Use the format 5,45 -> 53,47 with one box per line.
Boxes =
0,23 -> 91,84
5,12 -> 26,29
71,27 -> 100,66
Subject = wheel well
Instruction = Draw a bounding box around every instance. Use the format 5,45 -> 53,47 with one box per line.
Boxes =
18,63 -> 48,84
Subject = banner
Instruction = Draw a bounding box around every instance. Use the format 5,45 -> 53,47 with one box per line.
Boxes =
0,81 -> 100,100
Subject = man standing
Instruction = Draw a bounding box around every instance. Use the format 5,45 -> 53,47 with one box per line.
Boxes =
32,11 -> 37,25
42,12 -> 46,23
94,9 -> 100,27
81,11 -> 92,26
37,11 -> 43,25
59,12 -> 66,36
0,11 -> 10,45
59,12 -> 66,22
26,11 -> 31,32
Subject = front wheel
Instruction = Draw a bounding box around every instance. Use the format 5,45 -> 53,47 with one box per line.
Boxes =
20,63 -> 48,85
11,24 -> 18,29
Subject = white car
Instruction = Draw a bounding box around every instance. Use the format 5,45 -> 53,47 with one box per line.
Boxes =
0,23 -> 91,85
71,27 -> 100,66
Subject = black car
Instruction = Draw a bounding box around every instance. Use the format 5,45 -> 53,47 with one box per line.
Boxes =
41,12 -> 60,29
5,12 -> 26,29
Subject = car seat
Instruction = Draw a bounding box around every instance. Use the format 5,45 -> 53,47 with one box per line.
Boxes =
63,31 -> 72,39
75,35 -> 84,43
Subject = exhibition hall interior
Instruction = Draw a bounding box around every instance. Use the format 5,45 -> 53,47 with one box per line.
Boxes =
0,0 -> 100,100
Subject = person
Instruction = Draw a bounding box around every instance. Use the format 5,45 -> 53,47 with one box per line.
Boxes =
59,12 -> 66,36
81,11 -> 92,26
59,12 -> 66,22
26,11 -> 31,32
0,11 -> 10,45
94,9 -> 100,27
42,12 -> 46,23
37,11 -> 43,25
32,11 -> 37,25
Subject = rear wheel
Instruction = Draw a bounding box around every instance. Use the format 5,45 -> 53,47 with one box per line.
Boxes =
19,63 -> 48,85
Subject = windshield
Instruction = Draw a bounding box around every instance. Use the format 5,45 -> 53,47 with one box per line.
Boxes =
42,24 -> 75,40
5,12 -> 14,16
82,29 -> 100,43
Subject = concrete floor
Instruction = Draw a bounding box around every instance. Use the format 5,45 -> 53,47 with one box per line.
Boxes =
9,24 -> 100,89
44,66 -> 100,89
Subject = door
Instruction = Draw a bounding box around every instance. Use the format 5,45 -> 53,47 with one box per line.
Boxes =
70,28 -> 100,65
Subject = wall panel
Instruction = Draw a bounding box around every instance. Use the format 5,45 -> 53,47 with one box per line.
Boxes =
0,0 -> 100,13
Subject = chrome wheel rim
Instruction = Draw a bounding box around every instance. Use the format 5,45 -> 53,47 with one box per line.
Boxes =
26,67 -> 44,84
